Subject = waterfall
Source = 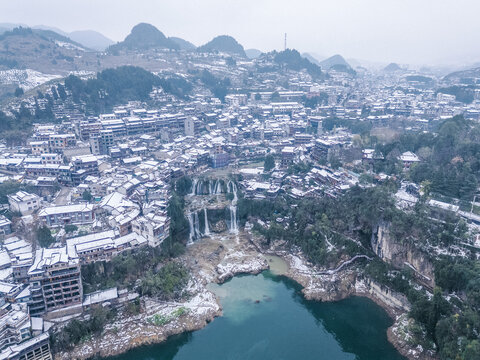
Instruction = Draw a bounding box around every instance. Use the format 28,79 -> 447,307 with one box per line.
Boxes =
204,208 -> 210,236
231,182 -> 238,204
209,180 -> 214,195
194,211 -> 201,238
228,181 -> 239,234
195,179 -> 200,195
188,211 -> 203,241
188,212 -> 195,243
229,205 -> 238,234
190,178 -> 198,196
214,179 -> 221,195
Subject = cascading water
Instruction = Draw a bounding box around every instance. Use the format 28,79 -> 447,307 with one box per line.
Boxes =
204,208 -> 210,236
229,204 -> 238,234
190,179 -> 198,196
232,182 -> 238,204
194,211 -> 201,238
214,179 -> 221,195
188,210 -> 203,242
189,178 -> 239,238
228,181 -> 239,234
188,212 -> 195,243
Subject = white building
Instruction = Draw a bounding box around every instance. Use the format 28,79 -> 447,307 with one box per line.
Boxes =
132,213 -> 170,247
38,204 -> 95,227
7,191 -> 41,216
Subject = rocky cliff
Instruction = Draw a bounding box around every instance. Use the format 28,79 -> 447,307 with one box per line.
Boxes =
372,223 -> 435,288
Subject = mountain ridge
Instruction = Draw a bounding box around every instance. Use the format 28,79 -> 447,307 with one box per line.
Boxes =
197,35 -> 246,57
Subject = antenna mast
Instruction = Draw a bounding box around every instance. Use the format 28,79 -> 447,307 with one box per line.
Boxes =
284,33 -> 287,51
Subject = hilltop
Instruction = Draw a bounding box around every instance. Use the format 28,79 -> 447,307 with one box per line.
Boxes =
108,23 -> 179,53
444,66 -> 480,83
320,54 -> 351,69
384,63 -> 402,72
0,27 -> 97,74
272,49 -> 324,78
0,23 -> 114,52
197,35 -> 246,57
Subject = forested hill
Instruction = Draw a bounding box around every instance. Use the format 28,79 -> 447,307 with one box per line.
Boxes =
197,35 -> 246,57
272,49 -> 325,79
400,115 -> 480,200
0,66 -> 193,143
0,27 -> 90,73
108,23 -> 179,53
64,66 -> 161,113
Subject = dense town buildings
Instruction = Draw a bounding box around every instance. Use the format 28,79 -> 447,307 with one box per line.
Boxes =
0,38 -> 480,360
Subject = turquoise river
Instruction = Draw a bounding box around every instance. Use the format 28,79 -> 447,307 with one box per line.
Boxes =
109,271 -> 406,360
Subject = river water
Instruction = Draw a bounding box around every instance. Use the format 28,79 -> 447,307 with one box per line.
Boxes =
109,269 -> 405,360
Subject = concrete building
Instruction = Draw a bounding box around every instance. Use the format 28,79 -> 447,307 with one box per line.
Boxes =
0,215 -> 12,235
7,192 -> 41,216
0,307 -> 31,351
28,247 -> 83,315
39,154 -> 62,166
185,116 -> 202,136
38,204 -> 95,227
0,332 -> 52,360
132,213 -> 170,248
281,146 -> 296,167
48,134 -> 76,152
65,230 -> 147,264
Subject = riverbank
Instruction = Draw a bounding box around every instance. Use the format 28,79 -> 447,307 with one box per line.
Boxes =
54,234 -> 268,360
55,232 -> 436,360
261,241 -> 437,360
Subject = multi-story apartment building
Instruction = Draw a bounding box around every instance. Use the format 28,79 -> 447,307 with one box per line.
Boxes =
27,247 -> 82,316
24,164 -> 72,184
66,230 -> 147,264
89,130 -> 115,155
38,204 -> 95,228
132,212 -> 170,247
0,332 -> 52,360
72,155 -> 99,177
39,153 -> 62,165
29,141 -> 50,155
281,146 -> 296,167
0,307 -> 31,351
48,134 -> 76,152
184,116 -> 202,136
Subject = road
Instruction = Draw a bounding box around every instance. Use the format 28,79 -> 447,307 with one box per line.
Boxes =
54,187 -> 71,205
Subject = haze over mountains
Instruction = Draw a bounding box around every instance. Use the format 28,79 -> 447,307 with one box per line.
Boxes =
1,21 -> 480,79
0,21 -> 356,69
0,23 -> 114,50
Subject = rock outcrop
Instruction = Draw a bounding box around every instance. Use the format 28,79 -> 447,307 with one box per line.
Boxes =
372,223 -> 435,288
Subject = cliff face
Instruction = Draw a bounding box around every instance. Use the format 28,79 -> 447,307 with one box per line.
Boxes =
372,223 -> 435,288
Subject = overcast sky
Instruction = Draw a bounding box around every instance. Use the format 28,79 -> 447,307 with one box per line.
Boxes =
2,0 -> 480,66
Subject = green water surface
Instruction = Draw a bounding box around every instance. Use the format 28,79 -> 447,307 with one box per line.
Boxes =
109,271 -> 405,360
